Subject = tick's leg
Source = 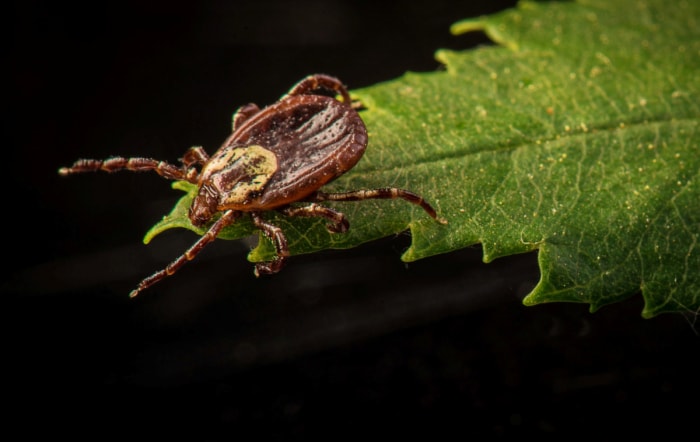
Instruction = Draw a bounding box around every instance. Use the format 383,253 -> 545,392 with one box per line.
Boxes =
58,157 -> 198,183
310,189 -> 448,225
129,210 -> 241,298
180,146 -> 210,181
280,203 -> 349,233
251,212 -> 290,276
181,146 -> 209,168
286,74 -> 352,104
232,103 -> 261,131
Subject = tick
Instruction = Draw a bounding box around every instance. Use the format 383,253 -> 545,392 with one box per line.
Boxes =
59,74 -> 446,298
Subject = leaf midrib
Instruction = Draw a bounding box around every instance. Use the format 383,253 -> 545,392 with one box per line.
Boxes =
349,112 -> 696,178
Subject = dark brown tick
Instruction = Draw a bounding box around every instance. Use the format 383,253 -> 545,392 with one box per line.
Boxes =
59,74 -> 447,298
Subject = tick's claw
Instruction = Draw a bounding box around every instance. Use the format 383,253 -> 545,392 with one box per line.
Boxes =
327,219 -> 350,233
254,257 -> 286,276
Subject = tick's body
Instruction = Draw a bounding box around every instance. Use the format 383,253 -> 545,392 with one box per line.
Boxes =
195,91 -> 367,214
59,74 -> 446,297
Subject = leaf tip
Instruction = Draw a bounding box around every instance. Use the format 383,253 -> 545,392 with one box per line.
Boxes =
450,19 -> 486,36
142,217 -> 169,245
521,297 -> 536,307
172,180 -> 195,192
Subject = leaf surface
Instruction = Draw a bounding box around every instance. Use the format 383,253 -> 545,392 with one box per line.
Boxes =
146,0 -> 699,317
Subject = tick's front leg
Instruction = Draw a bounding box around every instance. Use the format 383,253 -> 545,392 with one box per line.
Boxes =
58,157 -> 197,183
129,209 -> 241,298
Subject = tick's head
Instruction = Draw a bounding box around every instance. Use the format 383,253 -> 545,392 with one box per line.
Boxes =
189,184 -> 219,227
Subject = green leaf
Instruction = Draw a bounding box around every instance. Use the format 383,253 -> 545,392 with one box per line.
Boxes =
146,0 -> 699,318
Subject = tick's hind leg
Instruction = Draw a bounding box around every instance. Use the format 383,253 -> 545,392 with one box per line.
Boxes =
129,210 -> 241,298
58,157 -> 197,183
280,203 -> 349,233
251,212 -> 290,276
310,189 -> 448,225
286,74 -> 352,105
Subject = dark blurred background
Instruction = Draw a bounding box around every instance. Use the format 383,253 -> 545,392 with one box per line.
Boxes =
8,0 -> 698,439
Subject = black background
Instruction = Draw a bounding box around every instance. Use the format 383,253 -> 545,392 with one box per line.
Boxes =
9,0 -> 699,439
